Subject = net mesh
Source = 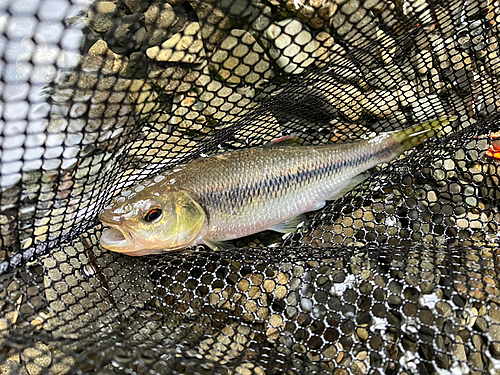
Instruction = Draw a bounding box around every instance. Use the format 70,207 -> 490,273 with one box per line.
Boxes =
1,0 -> 500,373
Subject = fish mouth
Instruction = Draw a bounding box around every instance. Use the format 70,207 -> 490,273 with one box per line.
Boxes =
100,223 -> 133,250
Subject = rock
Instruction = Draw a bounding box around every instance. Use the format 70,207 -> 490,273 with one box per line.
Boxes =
123,0 -> 145,13
356,327 -> 369,341
128,80 -> 160,116
168,92 -> 209,131
221,0 -> 253,17
490,324 -> 500,356
48,350 -> 75,375
352,360 -> 367,375
0,351 -> 22,375
331,0 -> 377,36
378,60 -> 417,86
469,342 -> 485,371
404,0 -> 432,24
189,0 -> 232,51
146,29 -> 173,49
119,52 -> 148,79
474,316 -> 487,333
376,29 -> 397,65
285,0 -> 338,28
146,21 -> 205,63
411,49 -> 433,75
486,51 -> 500,76
209,29 -> 271,86
21,342 -> 52,375
103,13 -> 145,54
88,1 -> 118,34
411,95 -> 446,123
319,2 -> 337,20
83,40 -> 124,75
144,3 -> 176,28
453,336 -> 467,361
96,1 -> 116,14
143,2 -> 178,46
364,90 -> 401,118
250,4 -> 273,31
323,344 -> 337,359
90,14 -> 115,33
264,19 -> 334,74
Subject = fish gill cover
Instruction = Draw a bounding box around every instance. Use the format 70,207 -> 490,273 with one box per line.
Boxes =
0,0 -> 500,374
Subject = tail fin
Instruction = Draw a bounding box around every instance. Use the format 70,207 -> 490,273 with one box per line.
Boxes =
394,116 -> 457,153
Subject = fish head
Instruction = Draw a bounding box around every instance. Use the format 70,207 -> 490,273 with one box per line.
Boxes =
99,188 -> 206,255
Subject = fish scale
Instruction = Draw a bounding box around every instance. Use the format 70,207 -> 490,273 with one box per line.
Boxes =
99,117 -> 455,255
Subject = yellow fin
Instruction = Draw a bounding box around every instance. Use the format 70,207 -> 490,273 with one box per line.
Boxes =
394,116 -> 457,153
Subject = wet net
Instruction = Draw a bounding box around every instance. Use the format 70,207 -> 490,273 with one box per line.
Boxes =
1,0 -> 500,374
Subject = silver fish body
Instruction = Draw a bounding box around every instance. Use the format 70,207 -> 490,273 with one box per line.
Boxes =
173,137 -> 393,242
99,117 -> 455,255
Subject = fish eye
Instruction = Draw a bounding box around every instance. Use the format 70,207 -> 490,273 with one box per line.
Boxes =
143,208 -> 162,223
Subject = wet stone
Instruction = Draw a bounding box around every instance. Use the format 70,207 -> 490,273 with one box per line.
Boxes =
144,3 -> 176,27
143,2 -> 178,46
48,351 -> 75,375
471,334 -> 484,368
490,325 -> 500,356
264,18 -> 332,74
332,270 -> 346,283
146,21 -> 204,63
124,0 -> 145,13
21,342 -> 52,375
89,3 -> 117,34
420,281 -> 434,294
388,281 -> 402,295
453,336 -> 467,361
221,0 -> 253,17
419,309 -> 435,326
474,316 -> 487,333
435,301 -> 452,317
489,308 -> 500,323
91,14 -> 115,33
251,5 -> 272,31
323,345 -> 337,359
351,361 -> 366,375
356,327 -> 368,341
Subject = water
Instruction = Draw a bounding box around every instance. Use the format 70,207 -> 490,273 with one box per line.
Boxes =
0,0 -> 92,189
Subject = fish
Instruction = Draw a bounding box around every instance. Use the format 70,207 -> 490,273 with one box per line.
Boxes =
99,117 -> 456,256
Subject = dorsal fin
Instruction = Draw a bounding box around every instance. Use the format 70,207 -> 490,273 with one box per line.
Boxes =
265,135 -> 301,148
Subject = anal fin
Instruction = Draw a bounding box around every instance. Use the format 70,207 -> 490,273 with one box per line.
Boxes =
270,214 -> 307,233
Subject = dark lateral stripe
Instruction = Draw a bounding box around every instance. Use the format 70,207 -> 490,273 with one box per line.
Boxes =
203,145 -> 392,209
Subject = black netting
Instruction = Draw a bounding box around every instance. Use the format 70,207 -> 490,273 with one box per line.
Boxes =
1,0 -> 500,374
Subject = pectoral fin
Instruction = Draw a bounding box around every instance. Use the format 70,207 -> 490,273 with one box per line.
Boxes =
203,240 -> 235,251
327,174 -> 370,201
270,214 -> 307,233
